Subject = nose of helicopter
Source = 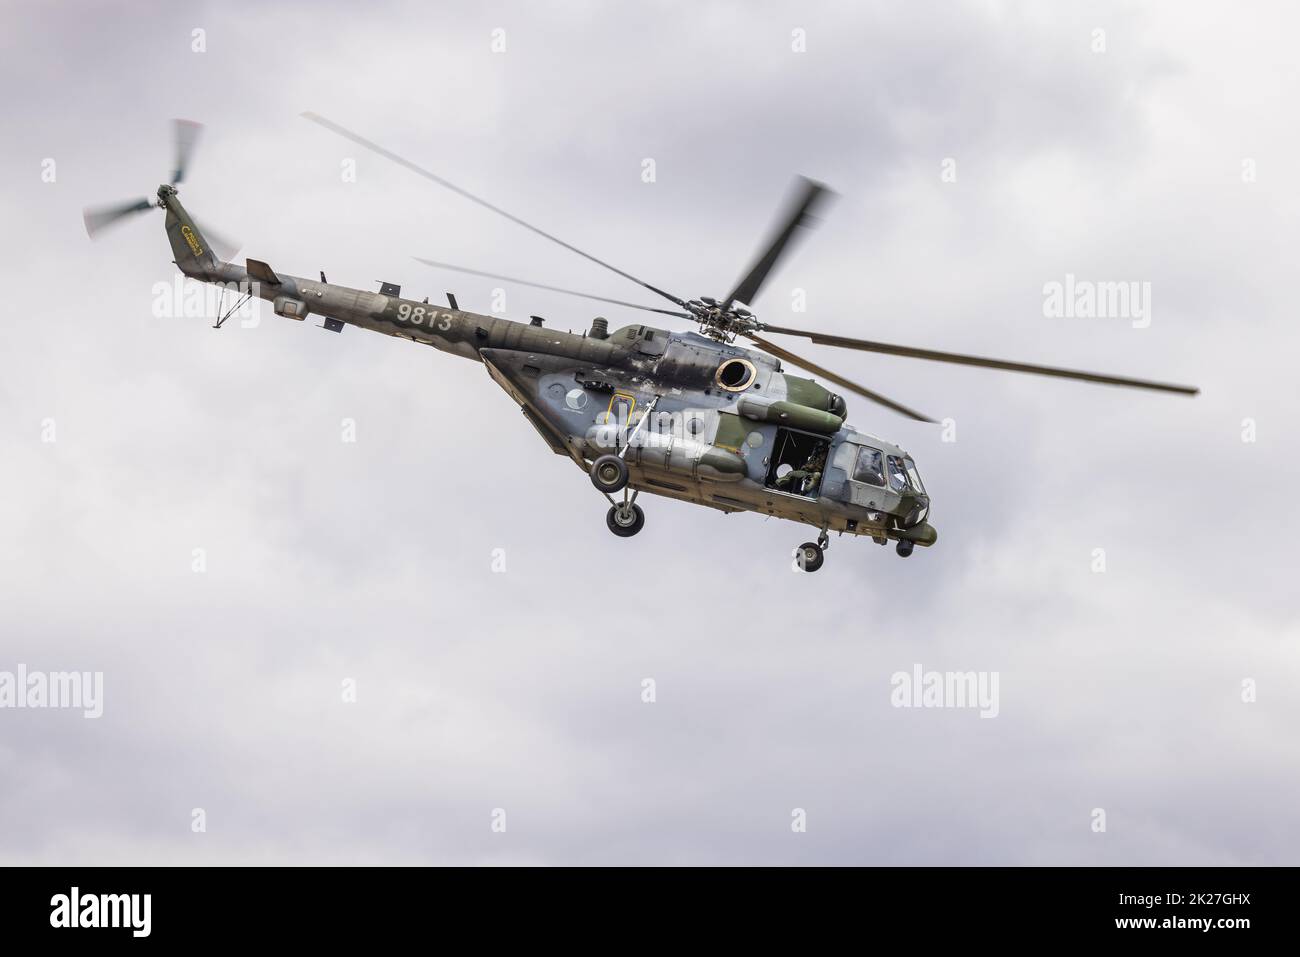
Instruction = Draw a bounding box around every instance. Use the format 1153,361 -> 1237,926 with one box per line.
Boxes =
900,495 -> 930,530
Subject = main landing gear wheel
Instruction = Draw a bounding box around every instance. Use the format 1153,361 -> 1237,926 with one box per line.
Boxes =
896,539 -> 914,558
796,542 -> 825,573
590,454 -> 629,494
606,503 -> 645,537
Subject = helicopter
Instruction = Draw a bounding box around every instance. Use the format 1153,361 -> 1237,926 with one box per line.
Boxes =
84,118 -> 1198,570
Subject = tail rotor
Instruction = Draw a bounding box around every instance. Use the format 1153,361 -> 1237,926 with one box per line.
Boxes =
82,119 -> 240,258
82,196 -> 156,237
170,118 -> 201,185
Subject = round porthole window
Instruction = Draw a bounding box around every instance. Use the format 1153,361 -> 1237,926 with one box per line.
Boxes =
686,416 -> 706,435
714,358 -> 757,392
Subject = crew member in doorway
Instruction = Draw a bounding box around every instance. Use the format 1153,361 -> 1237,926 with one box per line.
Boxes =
775,445 -> 827,497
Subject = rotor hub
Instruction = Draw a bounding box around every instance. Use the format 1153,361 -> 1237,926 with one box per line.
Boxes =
686,297 -> 761,342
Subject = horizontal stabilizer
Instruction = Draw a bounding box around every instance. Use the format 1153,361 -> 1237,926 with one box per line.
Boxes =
246,258 -> 281,285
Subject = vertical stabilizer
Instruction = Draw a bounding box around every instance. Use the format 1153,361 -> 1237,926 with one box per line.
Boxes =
158,185 -> 220,279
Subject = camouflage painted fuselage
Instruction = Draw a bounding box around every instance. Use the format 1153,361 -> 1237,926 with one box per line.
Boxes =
161,186 -> 935,548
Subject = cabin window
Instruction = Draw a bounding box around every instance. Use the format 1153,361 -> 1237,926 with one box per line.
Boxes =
886,455 -> 908,492
853,446 -> 885,487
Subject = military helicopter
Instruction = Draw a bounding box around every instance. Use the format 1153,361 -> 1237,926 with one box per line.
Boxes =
84,118 -> 1198,570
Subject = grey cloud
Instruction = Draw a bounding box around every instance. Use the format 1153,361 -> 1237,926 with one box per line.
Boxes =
0,0 -> 1296,865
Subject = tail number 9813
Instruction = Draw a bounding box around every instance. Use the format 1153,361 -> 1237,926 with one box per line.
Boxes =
397,303 -> 453,331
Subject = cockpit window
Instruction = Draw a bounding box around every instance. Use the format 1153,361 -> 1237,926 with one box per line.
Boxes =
886,455 -> 908,492
853,446 -> 885,487
904,456 -> 925,493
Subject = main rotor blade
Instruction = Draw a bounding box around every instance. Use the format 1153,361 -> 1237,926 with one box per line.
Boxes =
723,176 -> 834,311
83,198 -> 154,237
172,119 -> 202,184
413,259 -> 691,319
748,334 -> 935,423
760,326 -> 1200,396
301,111 -> 689,310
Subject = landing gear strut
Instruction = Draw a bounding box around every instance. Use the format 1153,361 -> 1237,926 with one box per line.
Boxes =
595,395 -> 660,538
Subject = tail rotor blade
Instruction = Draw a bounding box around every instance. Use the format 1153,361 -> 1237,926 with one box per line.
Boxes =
83,198 -> 154,238
172,119 -> 202,184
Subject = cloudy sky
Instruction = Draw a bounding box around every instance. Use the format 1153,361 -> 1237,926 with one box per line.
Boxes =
1,0 -> 1296,865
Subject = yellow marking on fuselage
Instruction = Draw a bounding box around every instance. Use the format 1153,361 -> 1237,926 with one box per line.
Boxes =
181,224 -> 204,256
608,392 -> 636,422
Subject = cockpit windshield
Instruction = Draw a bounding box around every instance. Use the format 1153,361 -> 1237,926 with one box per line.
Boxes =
904,456 -> 925,493
886,455 -> 908,492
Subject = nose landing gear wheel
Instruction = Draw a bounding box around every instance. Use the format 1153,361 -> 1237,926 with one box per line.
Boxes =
606,503 -> 645,537
796,542 -> 825,572
590,454 -> 629,494
895,539 -> 914,558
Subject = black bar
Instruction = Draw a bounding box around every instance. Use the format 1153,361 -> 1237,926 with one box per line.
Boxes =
0,866 -> 1283,944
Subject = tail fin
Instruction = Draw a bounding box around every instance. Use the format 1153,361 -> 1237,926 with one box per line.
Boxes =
158,185 -> 221,279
